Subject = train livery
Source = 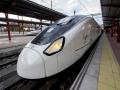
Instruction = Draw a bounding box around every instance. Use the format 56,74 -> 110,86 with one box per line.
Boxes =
17,16 -> 101,79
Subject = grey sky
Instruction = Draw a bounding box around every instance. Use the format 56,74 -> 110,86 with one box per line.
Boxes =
31,0 -> 101,15
31,0 -> 102,24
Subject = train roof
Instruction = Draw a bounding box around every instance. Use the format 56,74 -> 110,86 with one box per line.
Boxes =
63,15 -> 93,21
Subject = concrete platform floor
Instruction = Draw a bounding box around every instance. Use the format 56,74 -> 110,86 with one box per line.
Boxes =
0,31 -> 29,37
98,34 -> 120,90
0,36 -> 35,49
76,33 -> 120,90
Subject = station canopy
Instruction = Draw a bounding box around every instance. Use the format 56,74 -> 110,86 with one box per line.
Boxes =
101,0 -> 120,28
0,17 -> 50,26
0,0 -> 67,21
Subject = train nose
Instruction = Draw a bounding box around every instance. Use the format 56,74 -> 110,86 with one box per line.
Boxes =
17,48 -> 45,79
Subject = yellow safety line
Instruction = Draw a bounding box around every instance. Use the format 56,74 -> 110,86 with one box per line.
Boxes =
98,34 -> 120,90
106,36 -> 120,74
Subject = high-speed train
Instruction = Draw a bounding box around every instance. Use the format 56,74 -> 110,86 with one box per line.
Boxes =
17,15 -> 101,79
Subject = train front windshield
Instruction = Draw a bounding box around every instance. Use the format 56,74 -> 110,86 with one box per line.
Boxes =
31,16 -> 85,45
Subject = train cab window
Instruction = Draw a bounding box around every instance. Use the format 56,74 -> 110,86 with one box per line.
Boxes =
31,16 -> 86,45
57,17 -> 74,25
31,26 -> 58,45
41,27 -> 57,39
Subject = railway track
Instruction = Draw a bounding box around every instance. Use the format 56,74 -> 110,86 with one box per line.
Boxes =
0,55 -> 18,69
0,48 -> 22,90
0,35 -> 101,90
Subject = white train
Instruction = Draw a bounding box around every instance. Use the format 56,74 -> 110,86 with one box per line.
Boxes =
17,16 -> 101,79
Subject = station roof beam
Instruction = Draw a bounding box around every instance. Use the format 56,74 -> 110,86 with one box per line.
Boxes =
0,17 -> 50,26
0,0 -> 67,21
100,0 -> 120,28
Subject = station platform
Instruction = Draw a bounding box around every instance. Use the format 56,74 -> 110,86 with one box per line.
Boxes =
71,33 -> 120,90
0,32 -> 33,38
0,36 -> 35,49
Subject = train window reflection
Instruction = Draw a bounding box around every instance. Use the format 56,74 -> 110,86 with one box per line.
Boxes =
57,17 -> 74,25
46,27 -> 54,33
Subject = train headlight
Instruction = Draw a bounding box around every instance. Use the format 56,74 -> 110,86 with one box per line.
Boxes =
43,37 -> 65,56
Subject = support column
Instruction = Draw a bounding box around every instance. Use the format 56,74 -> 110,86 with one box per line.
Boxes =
35,24 -> 37,30
50,20 -> 52,24
22,16 -> 24,34
111,19 -> 115,37
117,23 -> 120,43
5,12 -> 11,40
18,23 -> 21,34
29,24 -> 30,31
22,23 -> 24,34
18,16 -> 21,34
40,19 -> 42,31
111,27 -> 113,37
113,18 -> 120,42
